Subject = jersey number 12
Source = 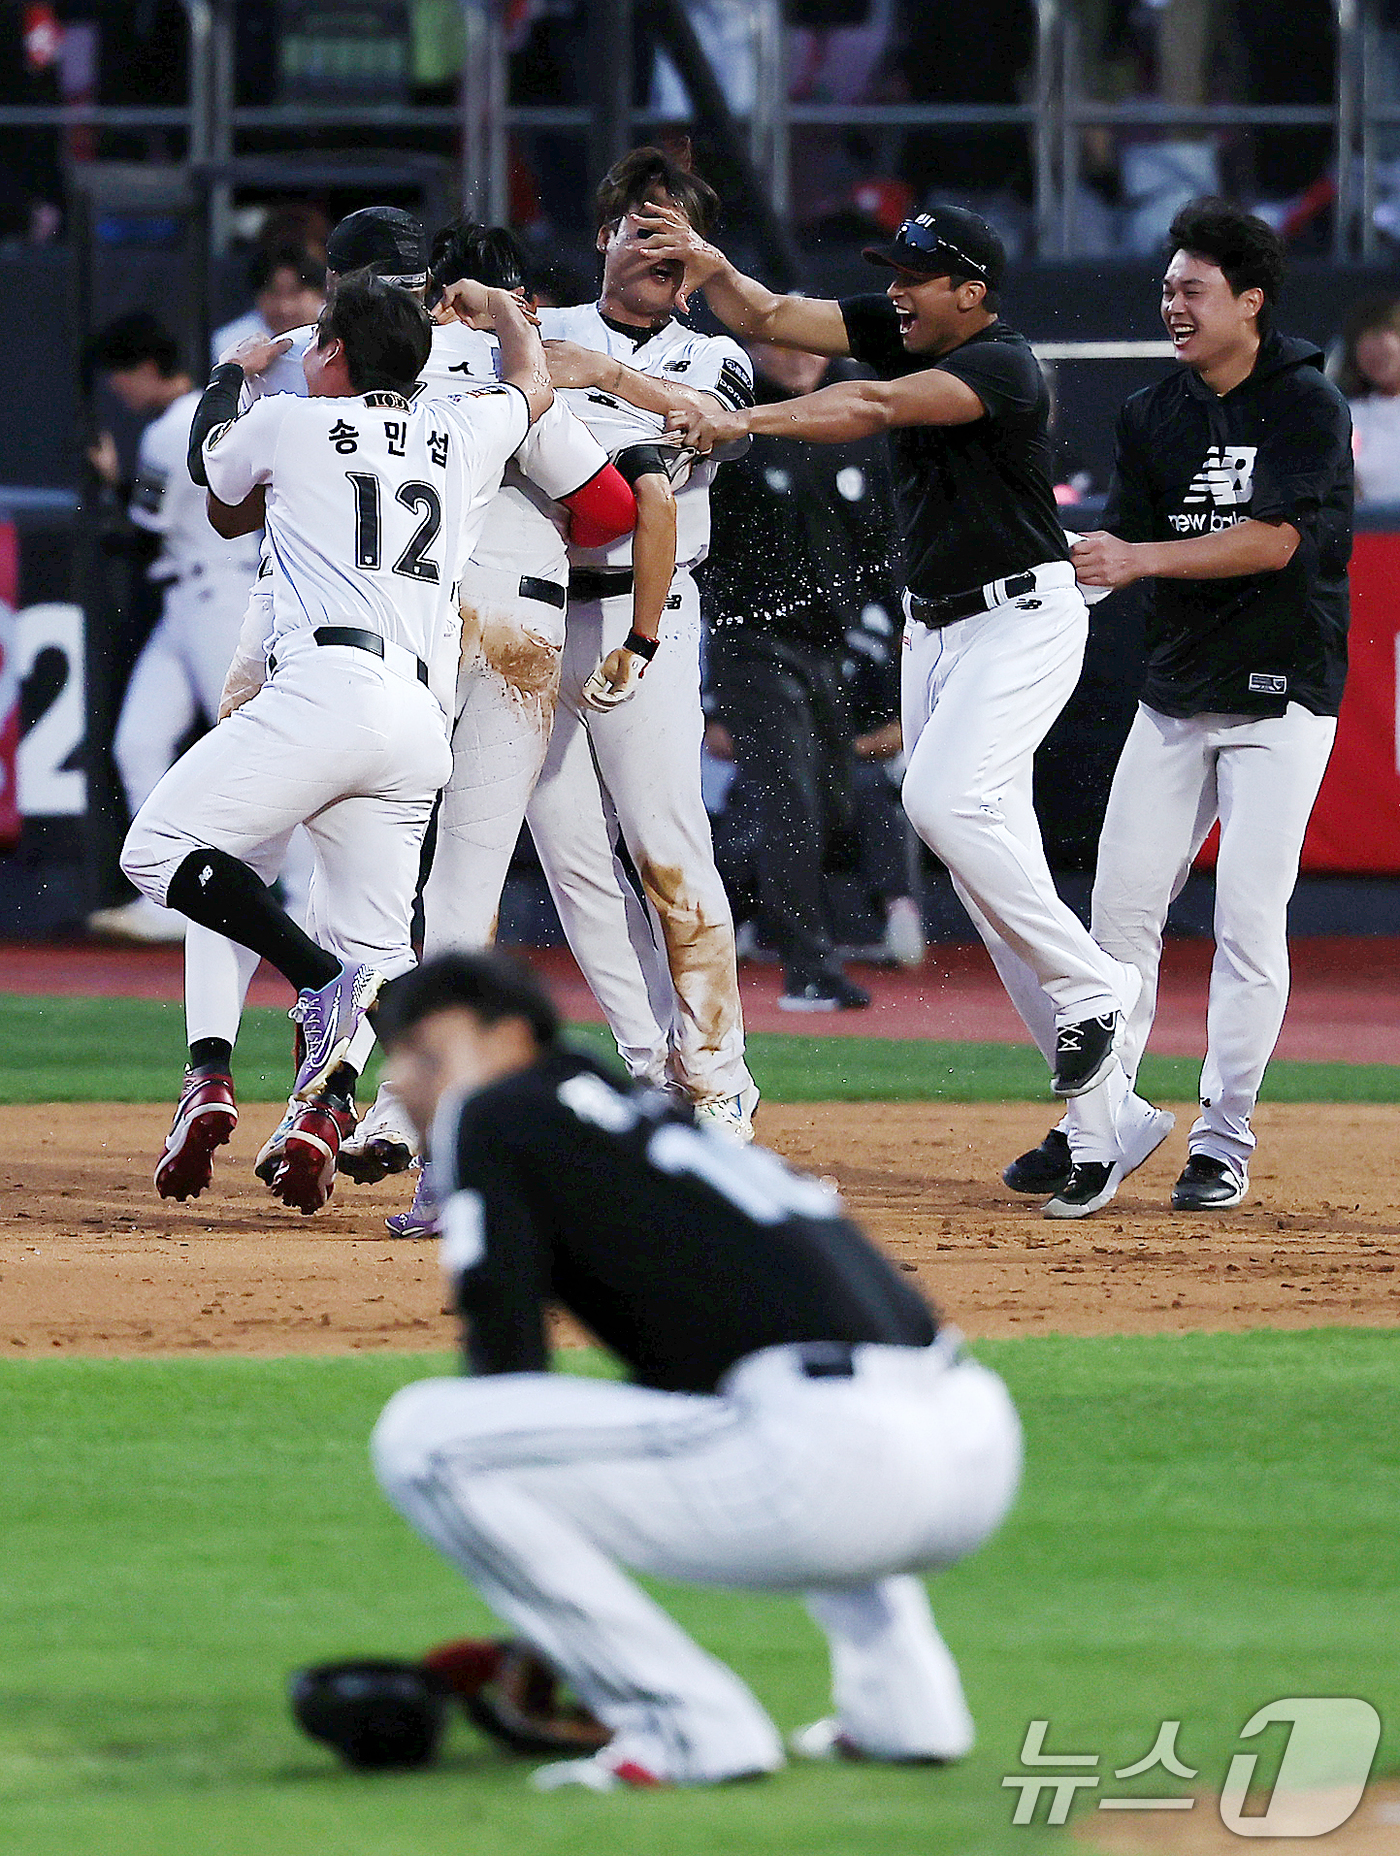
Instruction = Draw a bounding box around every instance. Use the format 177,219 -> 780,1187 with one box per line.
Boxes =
346,472 -> 442,583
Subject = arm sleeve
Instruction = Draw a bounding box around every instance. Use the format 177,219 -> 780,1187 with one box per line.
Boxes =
934,339 -> 1043,421
1249,381 -> 1353,526
838,295 -> 908,377
1101,401 -> 1156,543
440,1105 -> 551,1377
516,397 -> 610,499
613,442 -> 671,485
200,396 -> 285,505
560,462 -> 637,547
187,363 -> 246,487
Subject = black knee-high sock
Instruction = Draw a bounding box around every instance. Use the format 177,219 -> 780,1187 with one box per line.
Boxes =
166,849 -> 340,993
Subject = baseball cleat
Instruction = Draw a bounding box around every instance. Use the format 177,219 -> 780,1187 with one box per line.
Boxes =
529,1750 -> 666,1793
1003,1126 -> 1072,1195
789,1717 -> 963,1766
1041,1106 -> 1176,1220
1171,1153 -> 1246,1211
778,973 -> 872,1013
692,1084 -> 761,1144
290,963 -> 385,1100
154,1064 -> 238,1201
339,1084 -> 417,1184
255,1098 -> 301,1186
264,1097 -> 357,1215
385,1163 -> 440,1239
1050,1011 -> 1119,1097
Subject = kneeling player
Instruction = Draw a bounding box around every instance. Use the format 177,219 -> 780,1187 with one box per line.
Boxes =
369,953 -> 1022,1789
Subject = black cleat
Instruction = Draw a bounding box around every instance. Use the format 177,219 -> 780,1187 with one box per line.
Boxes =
1042,1160 -> 1125,1220
1051,1012 -> 1119,1097
778,973 -> 873,1013
1170,1154 -> 1246,1211
1003,1127 -> 1072,1195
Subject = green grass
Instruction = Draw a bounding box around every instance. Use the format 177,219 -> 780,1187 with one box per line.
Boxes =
4,992 -> 1400,1104
0,1332 -> 1395,1855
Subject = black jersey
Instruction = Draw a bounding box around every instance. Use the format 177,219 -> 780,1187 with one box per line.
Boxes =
433,1050 -> 938,1392
1104,332 -> 1353,719
838,295 -> 1070,601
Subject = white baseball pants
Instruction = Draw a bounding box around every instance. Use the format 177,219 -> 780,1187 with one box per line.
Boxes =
1089,701 -> 1337,1173
372,1338 -> 1021,1782
900,569 -> 1129,1023
526,569 -> 753,1105
421,563 -> 566,955
122,641 -> 451,980
113,566 -> 253,814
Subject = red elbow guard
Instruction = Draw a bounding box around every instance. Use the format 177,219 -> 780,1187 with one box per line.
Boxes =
562,464 -> 637,548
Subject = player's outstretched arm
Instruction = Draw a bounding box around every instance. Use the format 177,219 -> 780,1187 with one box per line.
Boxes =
633,202 -> 850,355
488,289 -> 554,424
1072,518 -> 1301,590
544,341 -> 736,427
670,367 -> 984,453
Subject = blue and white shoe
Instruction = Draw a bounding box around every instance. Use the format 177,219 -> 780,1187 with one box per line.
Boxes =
385,1162 -> 441,1239
692,1084 -> 760,1144
290,963 -> 385,1100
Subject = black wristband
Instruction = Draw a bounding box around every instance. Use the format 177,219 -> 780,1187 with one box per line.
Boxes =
624,629 -> 659,661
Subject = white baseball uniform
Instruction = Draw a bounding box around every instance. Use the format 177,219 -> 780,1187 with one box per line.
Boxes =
122,384 -> 529,983
527,304 -> 756,1107
114,391 -> 262,814
414,323 -> 612,950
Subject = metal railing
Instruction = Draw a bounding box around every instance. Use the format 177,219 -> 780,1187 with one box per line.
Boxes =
0,0 -> 1391,261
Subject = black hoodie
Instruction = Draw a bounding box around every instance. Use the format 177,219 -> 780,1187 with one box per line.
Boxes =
1104,331 -> 1352,719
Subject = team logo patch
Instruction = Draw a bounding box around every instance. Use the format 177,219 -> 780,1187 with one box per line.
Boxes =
1015,597 -> 1042,609
1248,672 -> 1288,695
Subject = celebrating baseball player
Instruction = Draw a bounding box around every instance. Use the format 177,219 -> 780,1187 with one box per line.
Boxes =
462,147 -> 762,1142
1007,200 -> 1351,1214
369,952 -> 1022,1791
122,274 -> 552,1213
657,202 -> 1141,1184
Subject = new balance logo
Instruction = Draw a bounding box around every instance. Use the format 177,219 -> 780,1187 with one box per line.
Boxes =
198,863 -> 213,889
1181,446 -> 1257,508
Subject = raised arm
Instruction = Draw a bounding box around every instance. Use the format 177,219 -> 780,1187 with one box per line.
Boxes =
632,202 -> 851,356
438,281 -> 553,423
669,366 -> 984,454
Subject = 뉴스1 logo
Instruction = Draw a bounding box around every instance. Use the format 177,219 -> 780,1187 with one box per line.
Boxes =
1249,672 -> 1288,695
1002,1698 -> 1381,1835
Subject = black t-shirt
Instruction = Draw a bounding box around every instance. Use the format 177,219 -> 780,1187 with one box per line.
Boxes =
435,1050 -> 938,1393
701,361 -> 902,652
1104,332 -> 1353,718
839,295 -> 1070,599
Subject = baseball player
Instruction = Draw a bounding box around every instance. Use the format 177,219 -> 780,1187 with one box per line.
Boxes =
151,207 -> 439,1204
483,147 -> 762,1142
84,314 -> 261,944
123,274 -> 553,1213
345,220 -> 642,1223
209,241 -> 325,367
657,204 -> 1143,1189
370,951 -> 1022,1791
1007,200 -> 1351,1213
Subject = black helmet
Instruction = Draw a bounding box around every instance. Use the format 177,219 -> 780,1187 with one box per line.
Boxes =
289,1659 -> 448,1770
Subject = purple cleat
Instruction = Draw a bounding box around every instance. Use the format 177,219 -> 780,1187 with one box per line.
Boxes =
385,1163 -> 440,1239
290,963 -> 385,1100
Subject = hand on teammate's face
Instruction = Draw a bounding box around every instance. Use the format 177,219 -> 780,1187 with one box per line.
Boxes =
1070,530 -> 1141,589
629,203 -> 721,315
222,333 -> 293,376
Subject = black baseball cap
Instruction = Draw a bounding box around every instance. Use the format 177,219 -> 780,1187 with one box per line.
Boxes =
863,206 -> 1006,289
326,206 -> 429,287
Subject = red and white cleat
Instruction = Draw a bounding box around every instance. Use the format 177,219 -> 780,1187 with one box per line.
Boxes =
260,1098 -> 356,1215
154,1065 -> 238,1201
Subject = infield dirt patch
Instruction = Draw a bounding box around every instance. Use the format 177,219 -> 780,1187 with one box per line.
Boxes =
0,1101 -> 1395,1356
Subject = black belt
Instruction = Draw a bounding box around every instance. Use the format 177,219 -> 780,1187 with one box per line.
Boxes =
268,625 -> 429,686
569,566 -> 634,601
519,575 -> 567,609
908,570 -> 1038,629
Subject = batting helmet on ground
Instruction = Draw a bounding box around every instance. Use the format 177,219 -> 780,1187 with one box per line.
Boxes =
289,1658 -> 449,1769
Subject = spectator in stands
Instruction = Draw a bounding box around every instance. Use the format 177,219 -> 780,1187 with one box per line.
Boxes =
701,343 -> 911,1011
1336,294 -> 1400,503
210,243 -> 326,366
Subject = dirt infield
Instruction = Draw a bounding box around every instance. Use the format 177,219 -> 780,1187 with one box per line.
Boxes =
1,1100 -> 1395,1357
